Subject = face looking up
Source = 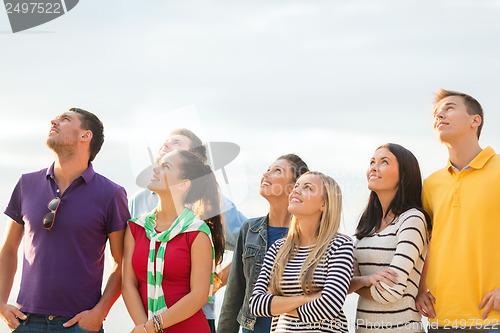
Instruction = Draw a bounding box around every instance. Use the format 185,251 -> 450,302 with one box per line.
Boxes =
46,111 -> 87,152
367,147 -> 399,198
433,95 -> 481,143
288,173 -> 325,218
148,151 -> 187,193
157,135 -> 192,161
259,159 -> 295,199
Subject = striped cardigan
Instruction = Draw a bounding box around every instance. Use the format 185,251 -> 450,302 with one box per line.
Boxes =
354,208 -> 429,332
249,234 -> 354,332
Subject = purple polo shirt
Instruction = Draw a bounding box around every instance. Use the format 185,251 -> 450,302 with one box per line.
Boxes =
4,163 -> 130,317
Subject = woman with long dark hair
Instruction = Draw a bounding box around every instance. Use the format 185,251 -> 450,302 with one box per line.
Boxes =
123,150 -> 225,333
217,154 -> 308,333
249,171 -> 354,332
349,143 -> 430,332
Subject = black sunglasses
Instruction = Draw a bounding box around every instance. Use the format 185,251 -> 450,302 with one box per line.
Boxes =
43,197 -> 61,230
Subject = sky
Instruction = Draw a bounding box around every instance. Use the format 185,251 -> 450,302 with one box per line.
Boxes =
1,1 -> 500,332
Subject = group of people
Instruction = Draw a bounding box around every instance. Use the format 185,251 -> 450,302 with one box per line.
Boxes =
0,88 -> 499,333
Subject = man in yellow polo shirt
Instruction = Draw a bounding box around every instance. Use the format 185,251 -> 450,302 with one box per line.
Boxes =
416,89 -> 500,332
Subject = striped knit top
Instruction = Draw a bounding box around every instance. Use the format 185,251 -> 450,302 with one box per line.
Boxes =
249,234 -> 354,332
354,208 -> 428,332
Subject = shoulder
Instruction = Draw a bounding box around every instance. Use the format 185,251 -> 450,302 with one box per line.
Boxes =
327,234 -> 354,256
18,168 -> 48,182
91,172 -> 125,192
397,208 -> 426,228
423,167 -> 450,187
398,208 -> 425,222
241,216 -> 267,232
267,237 -> 286,255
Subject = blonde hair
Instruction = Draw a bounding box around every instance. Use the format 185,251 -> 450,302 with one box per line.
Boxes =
269,171 -> 342,295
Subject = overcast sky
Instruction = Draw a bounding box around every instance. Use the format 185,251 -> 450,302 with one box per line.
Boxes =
1,1 -> 500,331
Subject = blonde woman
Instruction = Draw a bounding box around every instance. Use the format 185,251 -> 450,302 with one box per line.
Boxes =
249,172 -> 354,332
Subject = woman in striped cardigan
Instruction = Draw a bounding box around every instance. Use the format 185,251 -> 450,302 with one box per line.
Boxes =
249,171 -> 354,332
349,143 -> 431,332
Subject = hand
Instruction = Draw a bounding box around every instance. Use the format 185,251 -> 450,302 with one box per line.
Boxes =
480,288 -> 500,320
365,268 -> 398,292
305,291 -> 322,303
416,290 -> 436,318
0,303 -> 27,331
63,309 -> 104,331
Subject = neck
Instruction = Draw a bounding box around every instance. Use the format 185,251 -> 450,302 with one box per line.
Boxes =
376,191 -> 395,219
267,196 -> 291,227
53,154 -> 89,194
296,214 -> 321,246
445,139 -> 482,170
155,191 -> 186,229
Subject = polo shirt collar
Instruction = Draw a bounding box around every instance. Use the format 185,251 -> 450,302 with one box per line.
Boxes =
447,146 -> 495,172
45,162 -> 96,184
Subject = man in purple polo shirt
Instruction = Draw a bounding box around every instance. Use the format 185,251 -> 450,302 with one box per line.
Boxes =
0,108 -> 130,332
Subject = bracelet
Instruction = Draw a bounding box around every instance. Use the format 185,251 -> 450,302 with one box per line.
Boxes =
143,322 -> 148,333
153,315 -> 163,333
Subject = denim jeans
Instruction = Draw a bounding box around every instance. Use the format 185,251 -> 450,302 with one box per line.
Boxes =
13,313 -> 104,332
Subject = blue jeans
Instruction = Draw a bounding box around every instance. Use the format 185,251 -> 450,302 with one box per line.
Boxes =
13,313 -> 103,332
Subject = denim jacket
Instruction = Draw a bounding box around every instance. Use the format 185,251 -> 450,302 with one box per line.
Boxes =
217,216 -> 269,333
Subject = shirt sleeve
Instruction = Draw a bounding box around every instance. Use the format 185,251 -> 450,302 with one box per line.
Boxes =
296,237 -> 354,323
4,176 -> 24,225
105,187 -> 131,234
248,239 -> 283,317
370,211 -> 428,304
221,196 -> 246,251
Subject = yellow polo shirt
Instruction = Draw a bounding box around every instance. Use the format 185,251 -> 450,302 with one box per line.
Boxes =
422,146 -> 500,327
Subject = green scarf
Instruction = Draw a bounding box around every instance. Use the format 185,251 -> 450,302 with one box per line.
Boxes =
130,208 -> 215,318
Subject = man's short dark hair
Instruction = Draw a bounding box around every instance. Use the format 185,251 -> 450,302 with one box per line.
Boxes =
434,89 -> 484,139
170,128 -> 207,163
70,108 -> 104,163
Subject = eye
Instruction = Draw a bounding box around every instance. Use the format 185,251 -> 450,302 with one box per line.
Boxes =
369,160 -> 375,166
382,160 -> 388,164
305,185 -> 311,190
294,183 -> 299,188
275,168 -> 281,174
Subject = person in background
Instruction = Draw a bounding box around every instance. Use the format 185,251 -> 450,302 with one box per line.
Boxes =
0,108 -> 129,332
128,128 -> 246,333
416,89 -> 500,332
249,171 -> 354,332
123,150 -> 225,333
349,143 -> 430,332
217,154 -> 309,333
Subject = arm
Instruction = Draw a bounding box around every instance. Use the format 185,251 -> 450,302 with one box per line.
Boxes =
416,242 -> 436,317
64,229 -> 125,330
349,260 -> 397,294
248,241 -> 282,317
122,225 -> 148,325
295,238 -> 354,323
369,212 -> 428,304
0,221 -> 26,331
217,226 -> 246,333
132,232 -> 213,332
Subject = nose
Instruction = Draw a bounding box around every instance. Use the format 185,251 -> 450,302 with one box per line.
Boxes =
51,118 -> 59,127
152,165 -> 161,174
434,109 -> 445,119
263,170 -> 271,178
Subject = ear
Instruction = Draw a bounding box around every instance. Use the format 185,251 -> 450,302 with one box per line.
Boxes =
178,179 -> 191,193
320,202 -> 325,212
471,114 -> 482,129
81,130 -> 93,142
